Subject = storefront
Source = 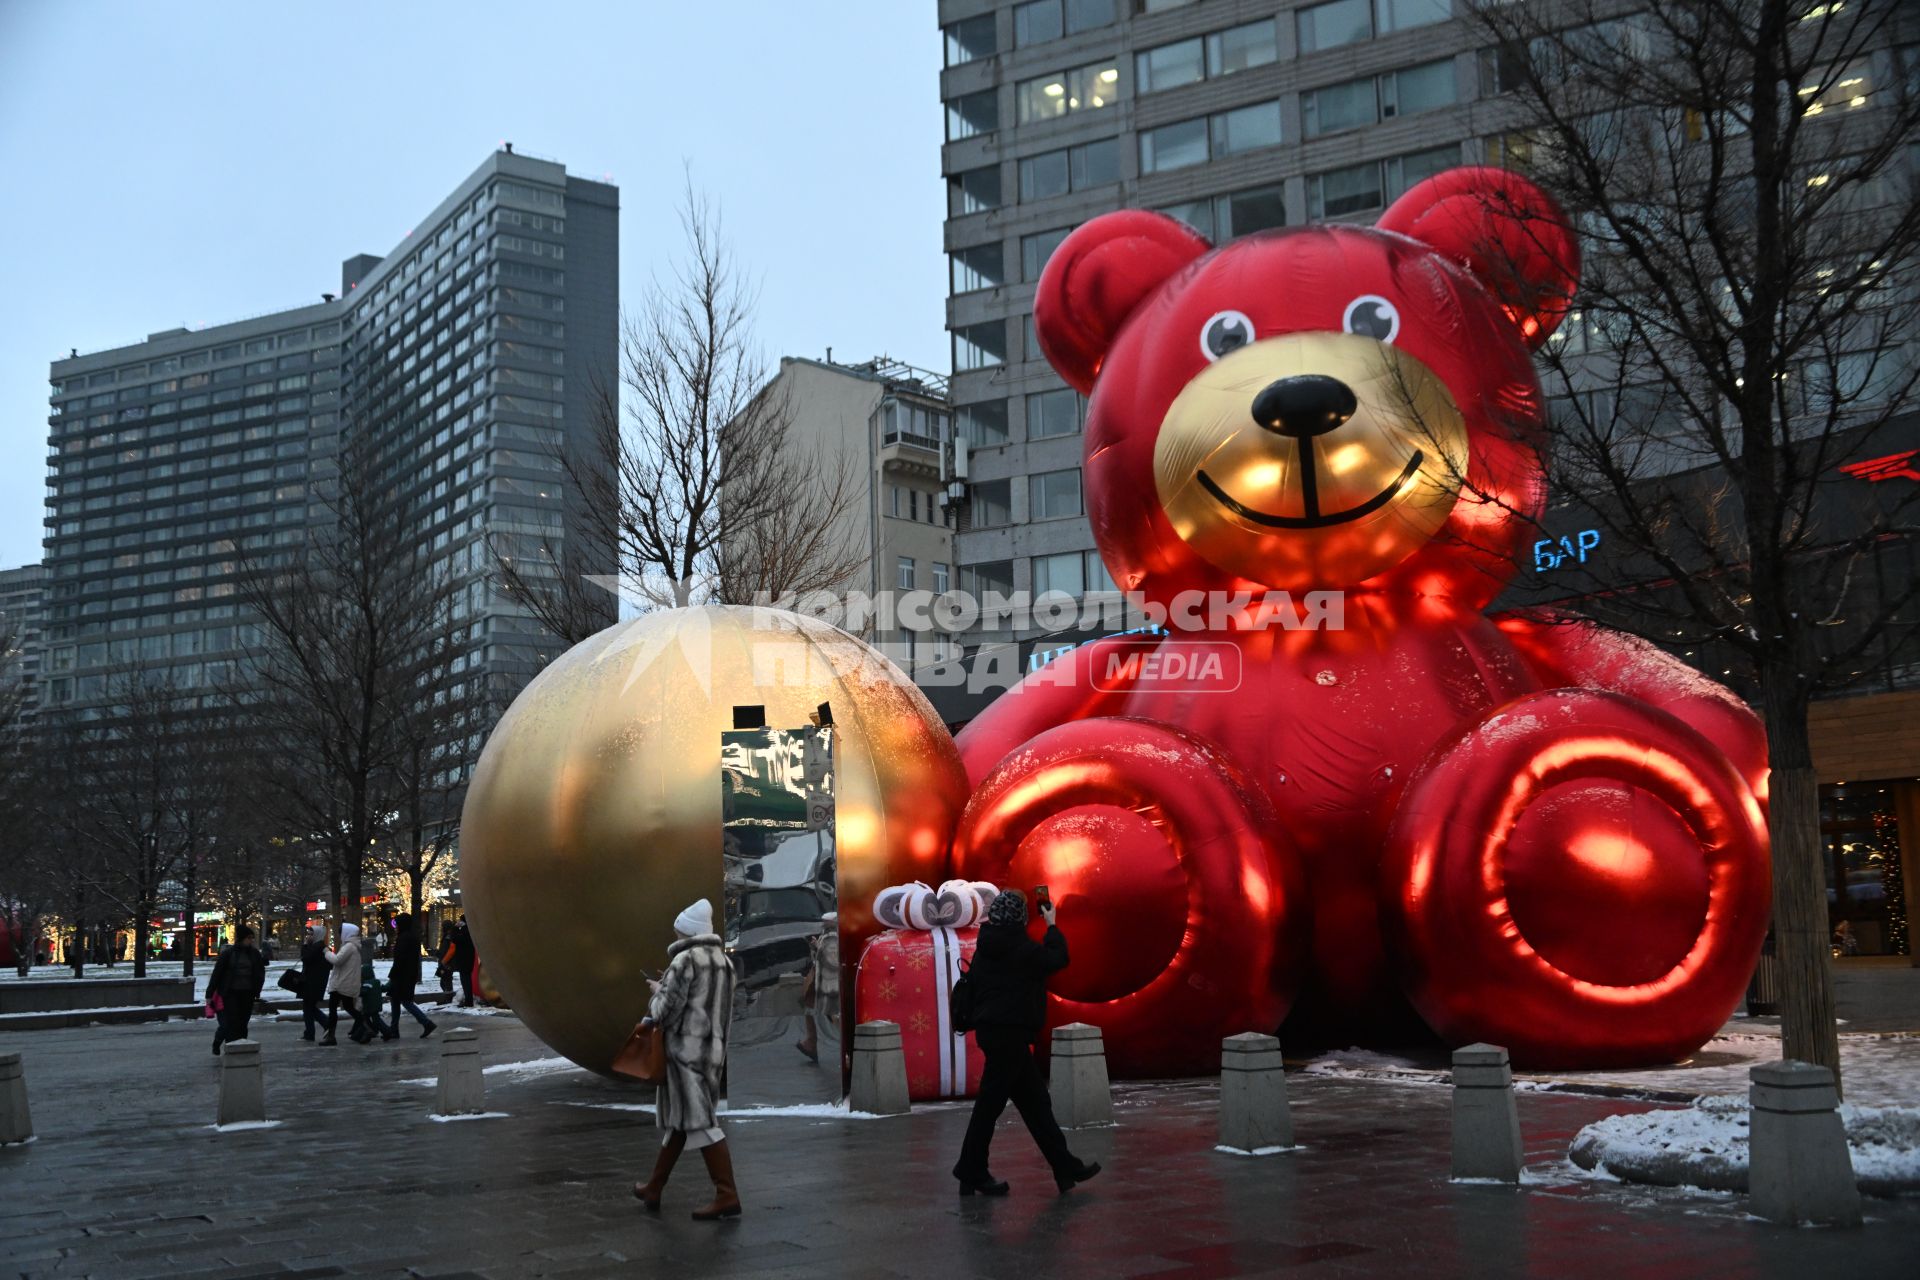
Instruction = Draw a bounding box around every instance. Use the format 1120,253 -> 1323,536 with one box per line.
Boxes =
1810,688 -> 1920,964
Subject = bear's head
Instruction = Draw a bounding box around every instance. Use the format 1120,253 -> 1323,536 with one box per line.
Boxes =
1034,166 -> 1579,609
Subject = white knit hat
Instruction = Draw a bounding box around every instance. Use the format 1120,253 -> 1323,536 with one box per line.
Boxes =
673,898 -> 713,937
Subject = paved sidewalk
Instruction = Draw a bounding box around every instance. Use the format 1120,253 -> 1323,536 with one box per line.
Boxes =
2,1015 -> 1916,1279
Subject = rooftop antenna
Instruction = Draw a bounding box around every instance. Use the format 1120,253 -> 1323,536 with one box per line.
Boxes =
504,141 -> 514,154
826,346 -> 833,363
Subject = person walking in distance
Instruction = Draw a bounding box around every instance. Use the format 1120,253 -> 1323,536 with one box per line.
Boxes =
321,922 -> 369,1045
952,890 -> 1101,1197
298,923 -> 334,1042
633,899 -> 741,1220
384,913 -> 437,1040
206,925 -> 267,1055
443,916 -> 477,1007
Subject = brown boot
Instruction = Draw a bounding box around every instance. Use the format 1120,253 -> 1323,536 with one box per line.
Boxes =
633,1131 -> 686,1210
691,1139 -> 742,1219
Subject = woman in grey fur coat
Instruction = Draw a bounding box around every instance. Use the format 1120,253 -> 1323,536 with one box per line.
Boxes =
633,898 -> 740,1219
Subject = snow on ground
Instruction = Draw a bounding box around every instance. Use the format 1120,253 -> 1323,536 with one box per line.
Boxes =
559,1099 -> 903,1122
428,1111 -> 511,1123
1300,1033 -> 1920,1107
401,1055 -> 584,1086
208,1120 -> 284,1133
1570,1094 -> 1920,1196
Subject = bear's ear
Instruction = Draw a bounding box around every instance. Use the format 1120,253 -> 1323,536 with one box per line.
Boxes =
1035,211 -> 1212,393
1377,166 -> 1580,350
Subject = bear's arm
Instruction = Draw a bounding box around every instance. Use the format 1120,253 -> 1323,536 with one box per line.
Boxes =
1491,610 -> 1768,800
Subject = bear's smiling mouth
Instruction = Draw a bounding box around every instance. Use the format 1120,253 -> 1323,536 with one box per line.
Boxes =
1197,450 -> 1424,529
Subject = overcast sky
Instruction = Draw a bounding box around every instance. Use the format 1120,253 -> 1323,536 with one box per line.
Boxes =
0,0 -> 947,568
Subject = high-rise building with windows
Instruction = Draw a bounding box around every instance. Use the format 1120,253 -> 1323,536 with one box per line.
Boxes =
41,149 -> 617,736
0,563 -> 46,723
940,0 -> 1548,648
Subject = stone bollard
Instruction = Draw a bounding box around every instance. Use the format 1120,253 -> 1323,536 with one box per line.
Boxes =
0,1052 -> 31,1144
216,1040 -> 266,1126
849,1020 -> 909,1116
1748,1060 -> 1861,1227
1049,1023 -> 1113,1129
1219,1032 -> 1291,1152
1450,1043 -> 1522,1183
436,1028 -> 484,1116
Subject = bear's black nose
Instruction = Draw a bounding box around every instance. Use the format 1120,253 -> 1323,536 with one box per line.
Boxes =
1252,375 -> 1357,438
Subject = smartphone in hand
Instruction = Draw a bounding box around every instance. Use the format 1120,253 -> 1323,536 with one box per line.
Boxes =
1034,885 -> 1052,913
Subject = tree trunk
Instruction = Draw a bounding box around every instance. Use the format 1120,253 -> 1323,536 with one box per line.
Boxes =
182,853 -> 197,979
409,866 -> 424,921
133,904 -> 149,979
69,882 -> 86,979
1759,668 -> 1842,1093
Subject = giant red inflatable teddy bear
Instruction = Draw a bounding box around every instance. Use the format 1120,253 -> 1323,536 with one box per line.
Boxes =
948,168 -> 1771,1074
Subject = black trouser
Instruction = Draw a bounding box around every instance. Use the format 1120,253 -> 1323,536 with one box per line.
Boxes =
329,992 -> 366,1039
213,992 -> 255,1048
390,979 -> 434,1032
954,1027 -> 1075,1182
454,960 -> 475,1005
301,987 -> 334,1037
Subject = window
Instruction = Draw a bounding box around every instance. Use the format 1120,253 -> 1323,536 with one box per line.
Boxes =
951,243 -> 1006,293
1027,387 -> 1083,438
1308,147 -> 1457,218
953,321 -> 1007,371
1304,60 -> 1453,137
1211,101 -> 1282,156
1030,468 -> 1083,519
896,557 -> 916,591
1209,20 -> 1279,77
1017,61 -> 1120,123
958,400 -> 1010,447
1798,61 -> 1874,116
962,560 -> 1014,597
947,89 -> 998,141
1137,38 -> 1204,94
1141,100 -> 1281,174
1377,0 -> 1450,34
1140,118 -> 1210,174
972,480 -> 1012,526
1022,227 -> 1071,281
944,13 -> 996,66
933,562 -> 951,594
1019,139 -> 1118,201
949,165 -> 1003,216
1172,184 -> 1289,241
1015,0 -> 1114,45
1298,0 -> 1372,52
1033,551 -> 1086,596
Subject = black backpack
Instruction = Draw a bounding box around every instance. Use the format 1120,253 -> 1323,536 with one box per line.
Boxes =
949,960 -> 977,1034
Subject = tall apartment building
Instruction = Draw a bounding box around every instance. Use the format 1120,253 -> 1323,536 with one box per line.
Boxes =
42,150 -> 617,736
941,0 -> 1479,646
733,355 -> 958,668
0,564 -> 46,721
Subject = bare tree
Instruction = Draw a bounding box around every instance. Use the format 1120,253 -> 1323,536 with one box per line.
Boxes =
1463,0 -> 1920,1086
237,439 -> 470,935
492,180 -> 868,643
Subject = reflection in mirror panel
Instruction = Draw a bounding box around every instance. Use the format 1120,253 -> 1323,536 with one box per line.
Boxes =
720,722 -> 841,1105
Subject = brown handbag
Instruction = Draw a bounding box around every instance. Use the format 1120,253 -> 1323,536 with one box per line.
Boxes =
610,1020 -> 667,1085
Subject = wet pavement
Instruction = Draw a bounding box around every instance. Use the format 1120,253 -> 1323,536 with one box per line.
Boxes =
2,1014 -> 1917,1279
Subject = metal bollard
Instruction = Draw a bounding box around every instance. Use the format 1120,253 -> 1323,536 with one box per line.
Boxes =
216,1040 -> 266,1126
1748,1060 -> 1861,1227
1450,1043 -> 1522,1183
1049,1023 -> 1112,1129
436,1027 -> 485,1116
849,1020 -> 910,1115
1219,1032 -> 1291,1153
0,1053 -> 31,1144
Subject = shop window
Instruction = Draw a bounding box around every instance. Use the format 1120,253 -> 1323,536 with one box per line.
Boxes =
1820,781 -> 1911,957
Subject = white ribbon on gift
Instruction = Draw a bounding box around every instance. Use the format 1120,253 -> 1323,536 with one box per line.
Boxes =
872,879 -> 998,1097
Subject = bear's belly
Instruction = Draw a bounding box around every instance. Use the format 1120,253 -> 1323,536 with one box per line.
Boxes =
1104,596 -> 1538,1032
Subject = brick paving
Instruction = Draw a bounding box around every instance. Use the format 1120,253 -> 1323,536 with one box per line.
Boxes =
2,1014 -> 1916,1279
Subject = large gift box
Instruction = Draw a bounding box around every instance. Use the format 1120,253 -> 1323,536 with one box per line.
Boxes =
853,880 -> 998,1101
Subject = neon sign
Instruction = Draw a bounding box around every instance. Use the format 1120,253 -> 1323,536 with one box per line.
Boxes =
1534,529 -> 1601,571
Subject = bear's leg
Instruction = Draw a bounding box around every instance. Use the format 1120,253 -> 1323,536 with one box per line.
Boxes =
1380,688 -> 1770,1070
951,717 -> 1305,1078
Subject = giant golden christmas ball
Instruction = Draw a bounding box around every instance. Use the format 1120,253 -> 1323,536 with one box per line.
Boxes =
459,605 -> 966,1075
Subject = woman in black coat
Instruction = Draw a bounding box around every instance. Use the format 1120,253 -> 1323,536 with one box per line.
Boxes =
384,914 -> 438,1039
298,924 -> 334,1041
951,890 -> 1101,1197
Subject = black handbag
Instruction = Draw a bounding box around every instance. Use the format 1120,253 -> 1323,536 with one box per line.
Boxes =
276,968 -> 303,994
949,960 -> 976,1034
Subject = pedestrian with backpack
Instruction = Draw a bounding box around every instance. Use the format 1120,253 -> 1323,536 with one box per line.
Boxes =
206,925 -> 267,1055
950,889 -> 1100,1198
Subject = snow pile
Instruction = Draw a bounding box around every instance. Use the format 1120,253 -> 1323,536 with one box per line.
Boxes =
1570,1096 -> 1920,1196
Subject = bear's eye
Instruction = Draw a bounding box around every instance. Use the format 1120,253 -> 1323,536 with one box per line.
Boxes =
1344,295 -> 1400,343
1200,310 -> 1256,361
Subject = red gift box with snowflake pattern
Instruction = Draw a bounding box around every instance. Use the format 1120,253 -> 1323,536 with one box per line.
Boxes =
852,880 -> 997,1101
